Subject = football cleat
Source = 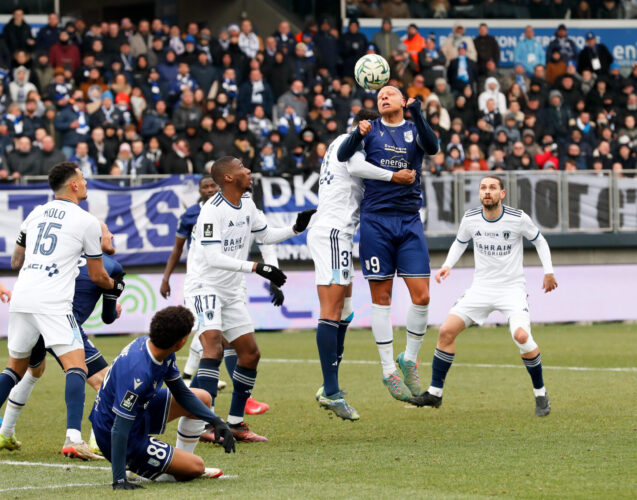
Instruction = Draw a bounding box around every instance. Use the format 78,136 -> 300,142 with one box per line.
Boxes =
88,434 -> 103,456
318,392 -> 360,421
229,422 -> 268,442
315,385 -> 324,401
126,470 -> 151,483
535,394 -> 551,417
410,390 -> 443,408
0,432 -> 21,451
245,397 -> 269,415
218,380 -> 227,390
62,438 -> 105,460
200,425 -> 224,444
202,467 -> 223,478
396,352 -> 421,396
382,371 -> 412,402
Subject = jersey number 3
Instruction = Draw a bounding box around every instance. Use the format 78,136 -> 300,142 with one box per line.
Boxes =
33,222 -> 62,256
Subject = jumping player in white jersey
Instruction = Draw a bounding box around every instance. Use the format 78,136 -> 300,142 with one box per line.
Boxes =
308,108 -> 416,420
184,156 -> 314,442
0,162 -> 124,458
411,175 -> 557,416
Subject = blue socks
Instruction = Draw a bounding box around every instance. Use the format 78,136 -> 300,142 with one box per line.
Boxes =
336,319 -> 351,369
431,348 -> 455,389
196,358 -> 220,404
224,348 -> 238,379
0,368 -> 21,407
229,366 -> 256,422
522,354 -> 544,389
316,319 -> 340,397
65,368 -> 87,432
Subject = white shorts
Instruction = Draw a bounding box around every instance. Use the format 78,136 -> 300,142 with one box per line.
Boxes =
7,312 -> 84,359
185,292 -> 254,343
449,286 -> 531,335
307,226 -> 354,286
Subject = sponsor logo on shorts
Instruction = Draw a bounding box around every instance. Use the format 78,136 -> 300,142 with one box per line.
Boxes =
148,458 -> 160,467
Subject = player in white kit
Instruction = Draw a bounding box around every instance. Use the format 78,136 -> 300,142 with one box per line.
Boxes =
308,109 -> 417,420
411,176 -> 557,416
0,162 -> 124,458
182,156 -> 314,443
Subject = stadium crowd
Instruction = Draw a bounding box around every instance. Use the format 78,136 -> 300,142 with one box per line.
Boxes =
0,7 -> 636,183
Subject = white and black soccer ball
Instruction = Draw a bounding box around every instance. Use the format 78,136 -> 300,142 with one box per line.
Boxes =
354,54 -> 390,90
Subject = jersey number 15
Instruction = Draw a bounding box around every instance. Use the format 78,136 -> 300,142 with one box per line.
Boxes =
33,222 -> 62,256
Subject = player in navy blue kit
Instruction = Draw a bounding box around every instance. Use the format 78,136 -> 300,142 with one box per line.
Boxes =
90,306 -> 235,490
0,222 -> 124,458
337,87 -> 439,402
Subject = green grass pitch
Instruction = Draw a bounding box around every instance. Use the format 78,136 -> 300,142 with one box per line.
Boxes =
0,323 -> 635,499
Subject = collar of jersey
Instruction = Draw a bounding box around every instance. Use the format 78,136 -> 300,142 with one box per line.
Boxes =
481,206 -> 504,223
380,118 -> 406,127
220,193 -> 242,210
55,197 -> 76,204
145,338 -> 163,366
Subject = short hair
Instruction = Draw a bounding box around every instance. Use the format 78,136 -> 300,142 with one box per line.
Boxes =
352,108 -> 380,126
48,162 -> 80,193
199,174 -> 214,187
149,306 -> 194,349
481,175 -> 505,190
211,156 -> 238,185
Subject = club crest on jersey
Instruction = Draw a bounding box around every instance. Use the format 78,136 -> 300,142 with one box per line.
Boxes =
343,269 -> 350,280
206,310 -> 214,320
404,130 -> 414,143
503,230 -> 511,240
203,223 -> 213,237
120,390 -> 138,410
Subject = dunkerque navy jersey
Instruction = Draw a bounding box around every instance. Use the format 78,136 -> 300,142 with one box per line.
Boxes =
175,202 -> 203,241
89,336 -> 180,434
73,254 -> 123,325
361,119 -> 424,214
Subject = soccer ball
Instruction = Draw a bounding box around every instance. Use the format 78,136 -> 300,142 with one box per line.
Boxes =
354,54 -> 390,90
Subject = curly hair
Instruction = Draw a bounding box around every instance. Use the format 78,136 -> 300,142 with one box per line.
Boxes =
149,306 -> 194,349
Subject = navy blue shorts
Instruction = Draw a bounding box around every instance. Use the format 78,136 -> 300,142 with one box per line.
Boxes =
93,388 -> 175,480
29,326 -> 108,378
359,211 -> 430,280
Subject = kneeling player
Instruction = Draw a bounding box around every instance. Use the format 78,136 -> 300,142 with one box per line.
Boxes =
89,306 -> 235,490
308,109 -> 416,420
411,176 -> 557,416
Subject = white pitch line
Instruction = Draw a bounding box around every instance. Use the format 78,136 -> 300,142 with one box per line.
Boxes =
0,460 -> 110,470
0,482 -> 109,493
176,356 -> 637,373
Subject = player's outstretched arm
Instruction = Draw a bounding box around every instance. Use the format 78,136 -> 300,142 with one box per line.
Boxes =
160,236 -> 187,298
439,238 -> 470,282
336,121 -> 371,162
528,231 -> 556,293
254,209 -> 316,246
110,415 -> 144,490
0,281 -> 10,303
406,98 -> 439,155
165,377 -> 236,453
347,152 -> 416,185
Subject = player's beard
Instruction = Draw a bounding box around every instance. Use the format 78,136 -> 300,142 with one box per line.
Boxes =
481,198 -> 499,210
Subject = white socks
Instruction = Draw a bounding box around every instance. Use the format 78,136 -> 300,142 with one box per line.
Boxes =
371,304 -> 395,376
66,428 -> 82,443
176,416 -> 205,454
533,387 -> 546,397
405,303 -> 428,363
1,371 -> 39,437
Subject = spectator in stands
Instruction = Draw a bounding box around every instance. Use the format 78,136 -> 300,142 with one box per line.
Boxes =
388,46 -> 419,87
278,104 -> 305,138
8,66 -> 37,111
130,19 -> 152,59
238,19 -> 261,59
191,51 -> 217,97
89,90 -> 121,129
130,139 -> 159,175
474,23 -> 499,76
578,32 -> 613,75
372,18 -> 401,60
288,42 -> 315,88
599,0 -> 626,18
478,77 -> 506,115
535,135 -> 559,169
547,24 -> 578,64
513,25 -> 545,76
257,142 -> 285,176
172,90 -> 202,133
425,93 -> 451,130
561,143 -> 588,170
418,33 -> 445,88
543,90 -> 572,140
432,77 -> 455,111
3,8 -> 34,54
70,141 -> 97,177
400,23 -> 426,66
169,61 -> 198,103
545,49 -> 566,85
447,42 -> 479,93
49,30 -> 81,72
314,19 -> 339,77
88,126 -> 113,174
238,69 -> 274,118
160,138 -> 195,173
503,141 -> 528,170
6,136 -> 39,179
36,135 -> 65,173
55,91 -> 91,158
276,80 -> 308,120
103,22 -> 127,56
340,19 -> 368,79
273,20 -> 296,54
248,105 -> 274,147
36,13 -> 61,52
442,22 -> 477,67
406,74 -> 431,101
381,0 -> 410,17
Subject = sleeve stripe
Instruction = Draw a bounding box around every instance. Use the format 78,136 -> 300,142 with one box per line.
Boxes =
201,240 -> 221,245
529,230 -> 541,242
456,238 -> 470,244
165,376 -> 180,382
84,253 -> 103,259
251,226 -> 267,233
111,407 -> 136,420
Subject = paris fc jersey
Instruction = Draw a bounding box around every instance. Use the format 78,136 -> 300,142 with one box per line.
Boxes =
361,118 -> 425,214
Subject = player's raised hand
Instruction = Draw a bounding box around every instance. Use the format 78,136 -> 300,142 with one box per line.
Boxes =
406,97 -> 417,108
392,169 -> 417,185
358,120 -> 372,136
160,279 -> 171,299
542,273 -> 558,293
255,263 -> 287,287
435,266 -> 450,284
112,479 -> 144,490
293,209 -> 316,233
269,282 -> 285,307
104,272 -> 126,298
